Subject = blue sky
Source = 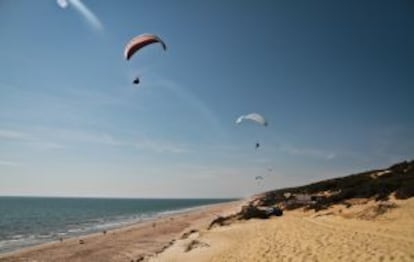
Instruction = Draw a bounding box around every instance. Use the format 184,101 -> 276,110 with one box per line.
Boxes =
0,0 -> 413,198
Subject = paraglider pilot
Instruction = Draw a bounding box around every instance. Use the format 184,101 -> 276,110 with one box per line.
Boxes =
133,77 -> 140,85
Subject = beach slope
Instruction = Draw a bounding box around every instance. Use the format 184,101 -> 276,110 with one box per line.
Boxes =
151,198 -> 414,262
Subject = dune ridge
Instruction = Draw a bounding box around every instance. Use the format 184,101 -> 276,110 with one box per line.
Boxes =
151,160 -> 414,262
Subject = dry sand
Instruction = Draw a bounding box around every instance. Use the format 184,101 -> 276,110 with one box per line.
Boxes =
151,198 -> 414,262
0,201 -> 244,262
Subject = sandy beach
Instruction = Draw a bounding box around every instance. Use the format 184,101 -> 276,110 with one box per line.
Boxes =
0,201 -> 244,262
151,198 -> 414,262
1,197 -> 413,262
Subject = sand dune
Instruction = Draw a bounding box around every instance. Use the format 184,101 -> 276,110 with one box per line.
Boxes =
151,198 -> 414,262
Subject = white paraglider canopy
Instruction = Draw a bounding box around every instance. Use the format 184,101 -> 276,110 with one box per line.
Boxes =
236,113 -> 268,126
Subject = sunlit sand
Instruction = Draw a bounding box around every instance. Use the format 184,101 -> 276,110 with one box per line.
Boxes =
151,198 -> 414,262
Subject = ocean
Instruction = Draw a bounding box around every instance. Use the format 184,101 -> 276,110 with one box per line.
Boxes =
0,196 -> 235,254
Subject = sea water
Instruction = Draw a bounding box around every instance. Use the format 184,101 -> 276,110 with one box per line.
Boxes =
0,196 -> 234,254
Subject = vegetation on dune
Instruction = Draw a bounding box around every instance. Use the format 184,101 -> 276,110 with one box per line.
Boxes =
209,160 -> 413,228
258,160 -> 414,211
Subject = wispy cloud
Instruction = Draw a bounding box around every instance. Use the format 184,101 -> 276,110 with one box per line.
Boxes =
280,144 -> 336,160
29,141 -> 66,150
134,139 -> 190,154
0,128 -> 65,150
0,124 -> 193,156
51,129 -> 124,146
0,129 -> 30,140
34,127 -> 190,154
0,160 -> 20,167
144,73 -> 226,139
58,0 -> 103,31
71,130 -> 191,154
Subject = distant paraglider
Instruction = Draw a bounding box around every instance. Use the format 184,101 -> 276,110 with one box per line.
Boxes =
124,34 -> 167,86
255,175 -> 264,187
236,113 -> 268,127
124,34 -> 167,61
255,176 -> 263,181
236,113 -> 268,150
57,0 -> 68,8
133,77 -> 140,85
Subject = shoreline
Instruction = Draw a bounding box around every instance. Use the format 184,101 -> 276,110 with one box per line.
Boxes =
3,196 -> 412,262
0,200 -> 245,261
